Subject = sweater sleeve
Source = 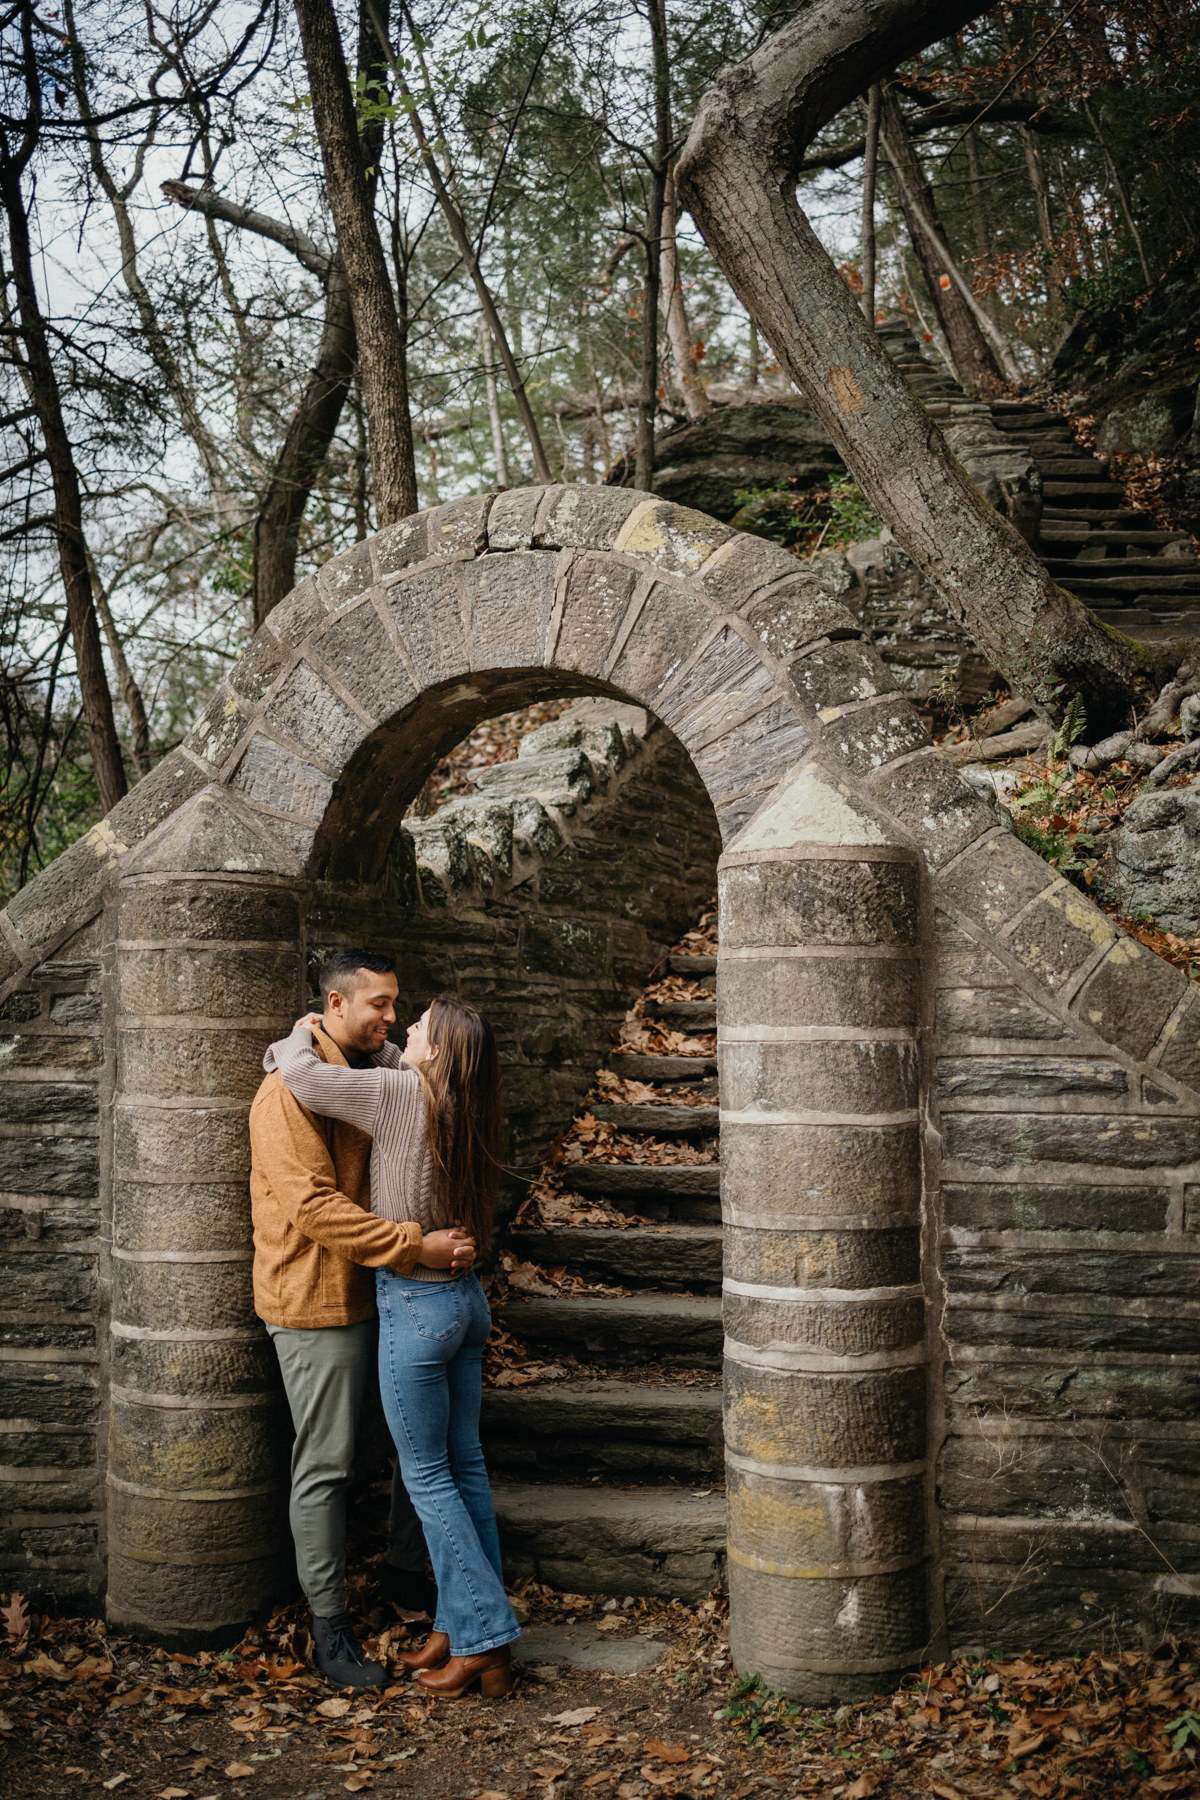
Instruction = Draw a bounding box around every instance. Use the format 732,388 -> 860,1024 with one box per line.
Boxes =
373,1039 -> 405,1071
250,1080 -> 423,1273
271,1027 -> 384,1135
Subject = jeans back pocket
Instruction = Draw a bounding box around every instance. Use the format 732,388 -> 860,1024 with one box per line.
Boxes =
401,1282 -> 463,1342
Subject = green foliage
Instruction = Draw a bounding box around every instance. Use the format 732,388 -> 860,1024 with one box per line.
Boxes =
1165,1710 -> 1200,1751
717,1675 -> 802,1742
1008,696 -> 1098,883
730,475 -> 881,554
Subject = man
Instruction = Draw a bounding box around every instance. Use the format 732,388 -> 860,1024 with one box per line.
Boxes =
250,949 -> 471,1688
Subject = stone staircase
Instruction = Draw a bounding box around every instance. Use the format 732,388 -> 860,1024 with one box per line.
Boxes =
482,936 -> 728,1602
990,400 -> 1200,639
877,317 -> 1200,640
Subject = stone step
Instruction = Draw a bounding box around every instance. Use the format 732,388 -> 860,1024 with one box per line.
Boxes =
1039,529 -> 1186,548
1041,507 -> 1145,526
669,954 -> 717,976
1041,482 -> 1126,502
609,1053 -> 717,1081
1045,558 -> 1200,578
645,1000 -> 717,1027
1059,573 -> 1200,595
493,1481 -> 728,1600
1031,458 -> 1112,477
481,1379 -> 724,1481
564,1163 -> 721,1225
508,1223 -> 722,1291
591,1103 -> 720,1135
496,1291 -> 724,1365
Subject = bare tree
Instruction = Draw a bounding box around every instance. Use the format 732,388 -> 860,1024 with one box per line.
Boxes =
0,5 -> 127,811
293,0 -> 418,523
676,0 -> 1183,725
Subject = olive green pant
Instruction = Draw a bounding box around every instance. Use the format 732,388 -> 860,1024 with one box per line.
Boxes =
268,1317 -> 425,1619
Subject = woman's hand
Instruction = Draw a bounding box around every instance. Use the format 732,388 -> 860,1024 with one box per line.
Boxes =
418,1227 -> 476,1270
293,1011 -> 323,1033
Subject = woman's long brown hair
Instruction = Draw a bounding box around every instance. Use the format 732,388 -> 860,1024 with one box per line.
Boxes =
418,995 -> 502,1253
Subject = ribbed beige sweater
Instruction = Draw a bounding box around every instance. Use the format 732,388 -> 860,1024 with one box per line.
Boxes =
267,1027 -> 457,1283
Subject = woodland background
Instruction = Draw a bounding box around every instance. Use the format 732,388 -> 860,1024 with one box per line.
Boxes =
1,0 -> 1197,901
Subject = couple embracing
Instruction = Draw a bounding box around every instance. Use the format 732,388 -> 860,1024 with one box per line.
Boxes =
249,950 -> 520,1697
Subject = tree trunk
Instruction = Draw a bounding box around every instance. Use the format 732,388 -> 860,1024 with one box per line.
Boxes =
676,0 -> 1178,727
480,319 -> 510,488
878,84 -> 1004,387
860,85 -> 881,324
0,19 -> 127,812
293,0 -> 417,524
161,181 -> 359,625
369,0 -> 553,484
635,0 -> 672,490
660,166 -> 711,419
253,260 -> 357,623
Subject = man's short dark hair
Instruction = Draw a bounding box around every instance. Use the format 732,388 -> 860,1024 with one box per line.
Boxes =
319,949 -> 396,1002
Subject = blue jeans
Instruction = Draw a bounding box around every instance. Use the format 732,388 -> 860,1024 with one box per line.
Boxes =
376,1269 -> 520,1658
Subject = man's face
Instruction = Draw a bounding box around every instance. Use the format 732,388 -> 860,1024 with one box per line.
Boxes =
326,971 -> 399,1055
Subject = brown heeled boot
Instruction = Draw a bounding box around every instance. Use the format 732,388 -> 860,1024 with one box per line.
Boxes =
396,1629 -> 450,1671
415,1645 -> 513,1699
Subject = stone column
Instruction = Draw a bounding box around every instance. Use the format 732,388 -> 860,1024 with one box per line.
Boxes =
718,783 -> 928,1700
107,841 -> 303,1642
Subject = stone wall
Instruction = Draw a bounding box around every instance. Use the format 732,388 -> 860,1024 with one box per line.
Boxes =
0,475 -> 1196,1694
1,914 -> 110,1610
0,694 -> 718,1619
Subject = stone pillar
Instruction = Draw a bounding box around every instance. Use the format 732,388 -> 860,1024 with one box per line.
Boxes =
718,788 -> 928,1700
107,851 -> 303,1643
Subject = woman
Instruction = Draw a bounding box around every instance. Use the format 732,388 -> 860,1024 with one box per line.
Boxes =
269,994 -> 520,1698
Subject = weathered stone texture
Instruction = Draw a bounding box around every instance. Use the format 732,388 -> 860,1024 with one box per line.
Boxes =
721,859 -> 921,948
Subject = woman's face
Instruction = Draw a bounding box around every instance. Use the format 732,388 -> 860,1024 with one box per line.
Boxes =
402,1006 -> 440,1068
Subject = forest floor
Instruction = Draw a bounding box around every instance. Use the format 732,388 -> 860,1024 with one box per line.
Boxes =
2,1570 -> 1200,1800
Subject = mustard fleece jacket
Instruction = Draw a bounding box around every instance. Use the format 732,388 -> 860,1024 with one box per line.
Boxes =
249,1030 -> 422,1329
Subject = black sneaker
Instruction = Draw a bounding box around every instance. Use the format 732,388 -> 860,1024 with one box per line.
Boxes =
312,1612 -> 387,1689
376,1563 -> 437,1615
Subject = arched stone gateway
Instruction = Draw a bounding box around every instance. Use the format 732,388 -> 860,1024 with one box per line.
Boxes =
2,485 -> 1199,1699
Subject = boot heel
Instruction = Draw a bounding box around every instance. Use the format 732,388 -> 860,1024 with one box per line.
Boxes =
480,1663 -> 514,1697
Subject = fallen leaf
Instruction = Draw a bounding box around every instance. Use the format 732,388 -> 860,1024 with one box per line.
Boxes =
644,1740 -> 689,1764
344,1779 -> 373,1794
157,1789 -> 193,1798
582,1778 -> 612,1790
186,1759 -> 215,1777
316,1696 -> 353,1718
27,1650 -> 67,1679
594,1617 -> 624,1632
845,1773 -> 888,1800
107,1685 -> 149,1709
476,1792 -> 511,1799
102,1778 -> 131,1792
543,1707 -> 600,1727
928,1786 -> 968,1800
265,1660 -> 304,1681
530,1764 -> 570,1779
0,1711 -> 12,1733
1008,1732 -> 1047,1758
1,1592 -> 29,1642
235,1661 -> 263,1682
63,1770 -> 88,1779
224,1765 -> 254,1782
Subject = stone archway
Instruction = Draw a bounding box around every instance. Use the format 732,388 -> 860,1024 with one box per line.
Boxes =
3,483 -> 1198,1698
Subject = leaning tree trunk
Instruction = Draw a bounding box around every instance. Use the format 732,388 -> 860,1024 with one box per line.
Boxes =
253,261 -> 357,624
676,0 -> 1180,726
877,85 -> 1003,388
293,0 -> 417,524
